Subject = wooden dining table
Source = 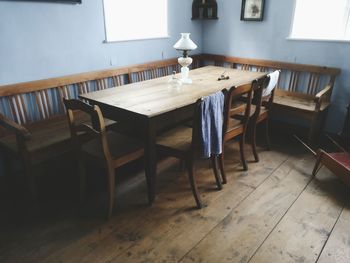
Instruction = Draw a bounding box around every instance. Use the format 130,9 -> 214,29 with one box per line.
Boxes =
79,66 -> 266,204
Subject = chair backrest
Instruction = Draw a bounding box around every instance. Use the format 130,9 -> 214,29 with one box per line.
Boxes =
251,75 -> 271,119
262,70 -> 280,97
63,98 -> 112,161
191,99 -> 205,152
223,81 -> 256,135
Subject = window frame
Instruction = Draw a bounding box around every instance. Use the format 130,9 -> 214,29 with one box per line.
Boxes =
102,0 -> 170,43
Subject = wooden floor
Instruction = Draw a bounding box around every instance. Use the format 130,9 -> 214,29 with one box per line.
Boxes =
0,136 -> 349,263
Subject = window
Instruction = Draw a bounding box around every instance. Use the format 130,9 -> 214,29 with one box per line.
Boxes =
290,0 -> 350,41
103,0 -> 168,42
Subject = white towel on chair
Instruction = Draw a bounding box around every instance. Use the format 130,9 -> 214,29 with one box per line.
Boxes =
262,70 -> 280,97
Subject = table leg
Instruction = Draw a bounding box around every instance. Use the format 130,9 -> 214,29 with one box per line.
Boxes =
144,119 -> 157,205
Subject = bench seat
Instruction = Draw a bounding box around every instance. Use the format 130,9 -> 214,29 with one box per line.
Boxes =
274,95 -> 329,113
0,113 -> 116,165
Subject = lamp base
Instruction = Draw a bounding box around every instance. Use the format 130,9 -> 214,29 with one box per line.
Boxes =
180,78 -> 193,84
179,65 -> 192,84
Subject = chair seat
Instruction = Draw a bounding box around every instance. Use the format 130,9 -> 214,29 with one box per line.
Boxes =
274,95 -> 329,112
249,104 -> 268,123
156,125 -> 192,152
227,118 -> 243,132
82,131 -> 144,162
0,113 -> 116,164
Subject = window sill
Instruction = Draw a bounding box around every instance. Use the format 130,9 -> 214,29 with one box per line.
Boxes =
104,36 -> 170,44
286,37 -> 350,44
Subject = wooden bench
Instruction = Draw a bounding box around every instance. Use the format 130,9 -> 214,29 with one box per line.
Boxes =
0,53 -> 341,193
199,54 -> 341,144
0,57 -> 199,194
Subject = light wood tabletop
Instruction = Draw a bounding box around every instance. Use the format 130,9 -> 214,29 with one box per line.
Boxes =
80,66 -> 266,118
80,66 -> 267,205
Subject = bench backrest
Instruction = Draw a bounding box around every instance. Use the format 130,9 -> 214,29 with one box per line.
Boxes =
200,54 -> 341,99
0,53 -> 340,133
0,57 -> 204,129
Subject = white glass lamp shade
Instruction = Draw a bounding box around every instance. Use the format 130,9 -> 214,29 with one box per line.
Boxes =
173,33 -> 197,84
173,33 -> 197,51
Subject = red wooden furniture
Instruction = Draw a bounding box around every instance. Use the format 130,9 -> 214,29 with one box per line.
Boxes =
313,150 -> 350,186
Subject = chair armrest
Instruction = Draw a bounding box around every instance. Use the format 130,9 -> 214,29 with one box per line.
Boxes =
314,84 -> 332,111
0,114 -> 31,140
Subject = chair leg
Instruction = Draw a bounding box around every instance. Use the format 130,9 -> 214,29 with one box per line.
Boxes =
312,151 -> 324,176
309,110 -> 327,147
218,152 -> 227,184
186,158 -> 203,209
210,155 -> 222,190
251,120 -> 259,162
22,154 -> 38,199
3,153 -> 13,178
239,135 -> 248,171
265,119 -> 271,151
106,163 -> 116,219
78,155 -> 87,203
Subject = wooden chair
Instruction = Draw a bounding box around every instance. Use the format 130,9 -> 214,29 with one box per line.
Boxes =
218,81 -> 256,182
156,98 -> 224,209
0,113 -> 93,197
250,71 -> 280,162
63,99 -> 144,219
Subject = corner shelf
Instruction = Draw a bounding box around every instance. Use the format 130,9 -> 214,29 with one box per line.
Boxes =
192,0 -> 218,20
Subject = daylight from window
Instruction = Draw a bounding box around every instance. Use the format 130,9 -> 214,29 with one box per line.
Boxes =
290,0 -> 350,41
103,0 -> 168,42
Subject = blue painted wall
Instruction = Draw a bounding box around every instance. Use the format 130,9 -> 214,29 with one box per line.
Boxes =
203,0 -> 350,133
0,0 -> 202,85
0,0 -> 349,176
0,0 -> 202,176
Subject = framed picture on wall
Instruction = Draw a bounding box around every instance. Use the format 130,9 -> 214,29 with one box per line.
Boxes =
241,0 -> 265,21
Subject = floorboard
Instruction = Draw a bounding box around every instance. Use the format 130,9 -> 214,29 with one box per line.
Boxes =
317,202 -> 350,263
249,167 -> 347,263
180,155 -> 313,263
0,137 -> 349,263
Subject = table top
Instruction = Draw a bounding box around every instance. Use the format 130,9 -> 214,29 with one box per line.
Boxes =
80,66 -> 266,118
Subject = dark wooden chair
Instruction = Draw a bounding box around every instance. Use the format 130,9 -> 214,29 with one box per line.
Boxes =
63,99 -> 144,219
156,98 -> 224,209
217,81 -> 256,183
250,71 -> 280,162
0,112 -> 96,197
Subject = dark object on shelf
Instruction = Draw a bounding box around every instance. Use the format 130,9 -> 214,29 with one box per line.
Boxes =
241,0 -> 265,21
192,0 -> 218,20
0,0 -> 81,3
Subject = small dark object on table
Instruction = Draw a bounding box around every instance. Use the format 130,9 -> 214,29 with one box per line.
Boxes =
218,75 -> 230,81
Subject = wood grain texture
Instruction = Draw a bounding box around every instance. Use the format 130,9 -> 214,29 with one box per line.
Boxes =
1,138 -> 350,263
200,54 -> 341,76
180,156 -> 313,263
80,66 -> 266,118
0,57 -> 182,97
318,207 -> 350,263
41,145 -> 288,263
249,167 -> 346,263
